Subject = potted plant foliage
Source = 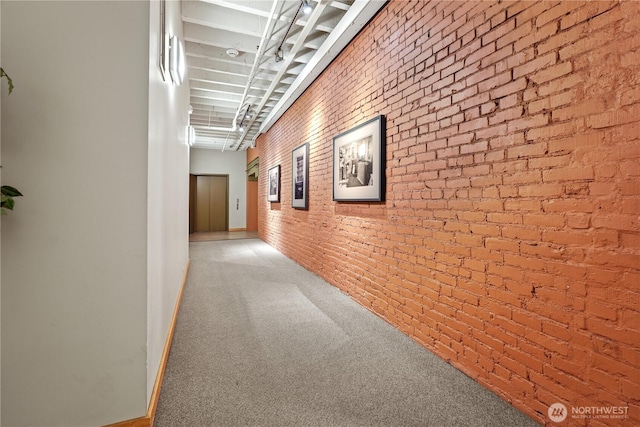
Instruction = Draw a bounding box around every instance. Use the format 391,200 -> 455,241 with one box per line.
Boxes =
1,67 -> 23,215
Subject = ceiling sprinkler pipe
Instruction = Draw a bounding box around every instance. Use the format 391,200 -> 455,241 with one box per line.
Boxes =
231,0 -> 284,128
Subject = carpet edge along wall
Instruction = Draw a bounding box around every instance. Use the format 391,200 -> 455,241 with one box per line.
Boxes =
258,1 -> 640,425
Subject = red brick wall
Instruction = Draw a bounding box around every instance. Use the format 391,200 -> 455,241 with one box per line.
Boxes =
257,1 -> 640,424
247,147 -> 260,231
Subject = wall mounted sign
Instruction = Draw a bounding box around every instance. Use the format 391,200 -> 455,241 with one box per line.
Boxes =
333,115 -> 386,202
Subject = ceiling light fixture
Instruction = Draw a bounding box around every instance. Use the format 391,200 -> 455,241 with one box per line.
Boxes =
275,1 -> 308,64
226,48 -> 239,58
237,104 -> 251,133
302,0 -> 313,15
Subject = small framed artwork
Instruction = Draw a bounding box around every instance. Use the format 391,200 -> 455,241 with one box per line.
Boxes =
333,115 -> 386,201
267,164 -> 280,202
292,143 -> 309,209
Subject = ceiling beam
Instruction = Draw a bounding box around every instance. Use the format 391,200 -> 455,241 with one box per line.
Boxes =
183,23 -> 262,54
259,0 -> 387,135
182,1 -> 266,38
235,0 -> 330,149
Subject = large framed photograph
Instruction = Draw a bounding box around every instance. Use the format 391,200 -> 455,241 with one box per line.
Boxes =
333,115 -> 386,201
292,143 -> 309,209
267,164 -> 280,202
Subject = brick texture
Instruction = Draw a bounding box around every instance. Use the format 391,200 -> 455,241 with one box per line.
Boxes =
257,1 -> 640,425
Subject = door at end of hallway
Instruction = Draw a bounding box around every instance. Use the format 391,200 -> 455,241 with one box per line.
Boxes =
192,175 -> 229,232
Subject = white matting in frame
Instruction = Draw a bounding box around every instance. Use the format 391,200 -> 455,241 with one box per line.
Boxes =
333,115 -> 386,202
267,164 -> 280,202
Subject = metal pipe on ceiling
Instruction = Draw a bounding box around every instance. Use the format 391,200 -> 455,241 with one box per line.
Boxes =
231,0 -> 285,131
194,0 -> 284,137
235,0 -> 328,150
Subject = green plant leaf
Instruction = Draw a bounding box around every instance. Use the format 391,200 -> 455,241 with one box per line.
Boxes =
2,197 -> 15,210
1,185 -> 23,197
1,67 -> 14,94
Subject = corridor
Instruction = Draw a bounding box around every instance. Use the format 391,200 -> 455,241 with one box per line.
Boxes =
154,239 -> 539,427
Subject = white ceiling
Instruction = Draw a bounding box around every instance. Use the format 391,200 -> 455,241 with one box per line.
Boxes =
182,0 -> 386,151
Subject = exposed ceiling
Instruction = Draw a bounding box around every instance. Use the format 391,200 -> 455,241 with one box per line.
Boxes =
182,0 -> 386,151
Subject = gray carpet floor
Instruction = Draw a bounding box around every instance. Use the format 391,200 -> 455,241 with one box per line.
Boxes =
154,239 -> 540,427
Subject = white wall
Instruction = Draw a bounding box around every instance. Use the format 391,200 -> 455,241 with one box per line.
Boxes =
147,0 -> 190,405
191,148 -> 247,230
0,1 -> 176,425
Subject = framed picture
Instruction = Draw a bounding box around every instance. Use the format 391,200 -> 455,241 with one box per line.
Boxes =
333,115 -> 386,201
159,0 -> 170,81
292,143 -> 309,209
267,164 -> 280,202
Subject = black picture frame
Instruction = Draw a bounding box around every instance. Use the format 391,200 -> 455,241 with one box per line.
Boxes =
159,0 -> 168,81
267,164 -> 280,202
292,143 -> 309,209
333,115 -> 386,201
